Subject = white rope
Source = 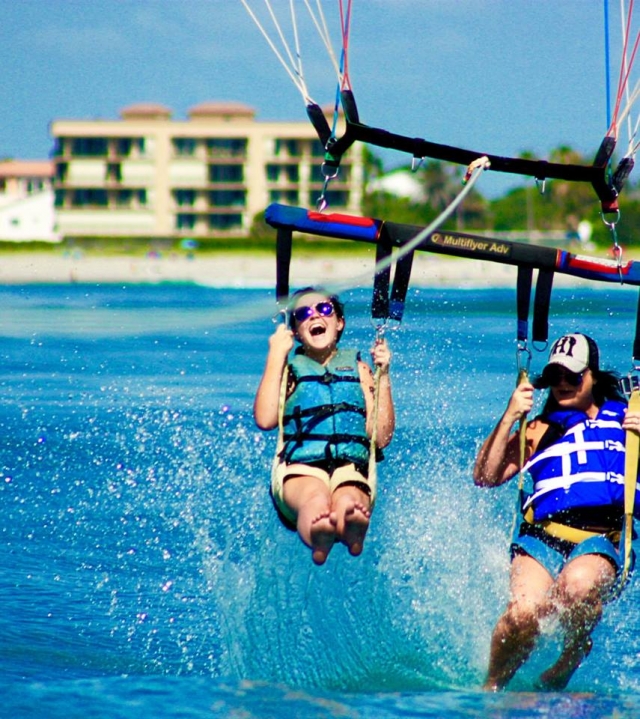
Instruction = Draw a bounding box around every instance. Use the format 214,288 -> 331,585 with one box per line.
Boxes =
240,0 -> 343,105
616,77 -> 640,156
303,0 -> 343,81
239,0 -> 312,103
288,0 -> 306,95
308,157 -> 492,301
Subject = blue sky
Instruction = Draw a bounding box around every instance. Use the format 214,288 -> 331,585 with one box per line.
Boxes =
3,1 -> 636,196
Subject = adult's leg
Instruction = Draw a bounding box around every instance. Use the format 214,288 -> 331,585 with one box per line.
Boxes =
537,553 -> 616,690
283,475 -> 336,565
484,553 -> 555,691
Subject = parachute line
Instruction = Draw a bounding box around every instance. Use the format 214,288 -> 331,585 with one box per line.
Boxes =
240,0 -> 346,105
239,0 -> 312,102
296,158 -> 491,300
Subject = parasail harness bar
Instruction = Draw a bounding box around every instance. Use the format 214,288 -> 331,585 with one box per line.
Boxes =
266,201 -> 640,368
307,91 -> 634,213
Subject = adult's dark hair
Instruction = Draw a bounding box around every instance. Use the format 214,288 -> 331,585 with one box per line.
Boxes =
288,286 -> 345,340
535,368 -> 626,415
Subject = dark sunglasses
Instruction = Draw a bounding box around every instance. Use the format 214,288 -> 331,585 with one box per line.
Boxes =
541,365 -> 585,387
292,301 -> 335,323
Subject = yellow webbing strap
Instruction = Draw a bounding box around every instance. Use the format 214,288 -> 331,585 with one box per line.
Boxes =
517,368 -> 529,491
621,388 -> 640,586
522,506 -> 619,544
510,368 -> 530,540
367,365 -> 381,506
270,364 -> 289,492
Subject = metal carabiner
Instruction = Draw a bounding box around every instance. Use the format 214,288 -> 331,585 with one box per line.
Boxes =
316,162 -> 340,212
272,306 -> 289,326
601,209 -> 624,281
516,341 -> 532,376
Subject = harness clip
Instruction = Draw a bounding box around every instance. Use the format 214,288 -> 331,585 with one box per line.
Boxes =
272,307 -> 289,326
516,342 -> 532,376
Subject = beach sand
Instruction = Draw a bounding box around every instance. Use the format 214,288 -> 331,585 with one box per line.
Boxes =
0,250 -> 601,289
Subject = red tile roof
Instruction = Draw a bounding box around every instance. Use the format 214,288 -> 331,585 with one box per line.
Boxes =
0,160 -> 54,178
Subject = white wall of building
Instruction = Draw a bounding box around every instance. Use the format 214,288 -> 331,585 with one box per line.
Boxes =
0,191 -> 60,242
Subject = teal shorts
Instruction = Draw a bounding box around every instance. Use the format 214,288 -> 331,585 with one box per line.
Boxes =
511,521 -> 629,582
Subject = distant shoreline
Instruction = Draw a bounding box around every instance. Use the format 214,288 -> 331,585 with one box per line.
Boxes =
0,251 -> 615,289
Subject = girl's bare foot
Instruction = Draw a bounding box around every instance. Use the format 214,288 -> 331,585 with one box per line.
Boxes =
309,511 -> 336,565
341,501 -> 370,556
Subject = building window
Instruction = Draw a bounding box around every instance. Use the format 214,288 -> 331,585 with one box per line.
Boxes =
208,190 -> 246,207
55,163 -> 68,182
137,189 -> 147,206
266,164 -> 299,183
116,190 -> 133,207
106,163 -> 122,182
116,138 -> 132,156
208,214 -> 242,230
174,189 -> 196,206
208,165 -> 243,183
173,138 -> 197,156
72,189 -> 108,207
176,213 -> 196,230
116,137 -> 145,156
269,189 -> 299,204
70,137 -> 109,156
274,139 -> 301,157
206,138 -> 247,157
54,189 -> 65,207
311,140 -> 325,157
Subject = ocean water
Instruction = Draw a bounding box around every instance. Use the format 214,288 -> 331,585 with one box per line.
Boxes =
3,282 -> 640,719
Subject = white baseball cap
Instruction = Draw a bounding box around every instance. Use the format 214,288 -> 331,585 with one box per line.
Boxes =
545,333 -> 599,374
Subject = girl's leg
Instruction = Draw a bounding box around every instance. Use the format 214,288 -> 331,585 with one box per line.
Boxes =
283,475 -> 336,565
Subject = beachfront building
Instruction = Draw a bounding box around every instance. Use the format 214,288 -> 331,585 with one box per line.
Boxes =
0,160 -> 59,242
50,102 -> 363,241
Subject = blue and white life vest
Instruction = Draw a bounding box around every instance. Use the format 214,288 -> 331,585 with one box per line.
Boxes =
281,348 -> 370,466
522,400 -> 640,521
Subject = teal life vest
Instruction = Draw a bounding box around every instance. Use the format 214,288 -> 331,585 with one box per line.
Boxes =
281,348 -> 370,467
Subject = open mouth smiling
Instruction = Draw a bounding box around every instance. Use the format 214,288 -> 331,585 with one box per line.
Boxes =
309,323 -> 326,337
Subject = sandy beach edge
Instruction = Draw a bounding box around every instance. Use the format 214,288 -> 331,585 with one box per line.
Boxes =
0,252 -> 603,289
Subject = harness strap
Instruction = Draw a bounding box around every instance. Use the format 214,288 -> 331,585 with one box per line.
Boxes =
522,506 -> 621,545
389,246 -> 414,322
372,229 -> 392,321
372,224 -> 413,325
274,364 -> 289,461
275,227 -> 293,302
516,267 -> 532,344
634,289 -> 640,362
532,268 -> 554,344
367,366 -> 381,502
621,388 -> 640,585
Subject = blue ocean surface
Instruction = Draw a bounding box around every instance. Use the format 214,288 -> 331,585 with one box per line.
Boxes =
2,282 -> 640,718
